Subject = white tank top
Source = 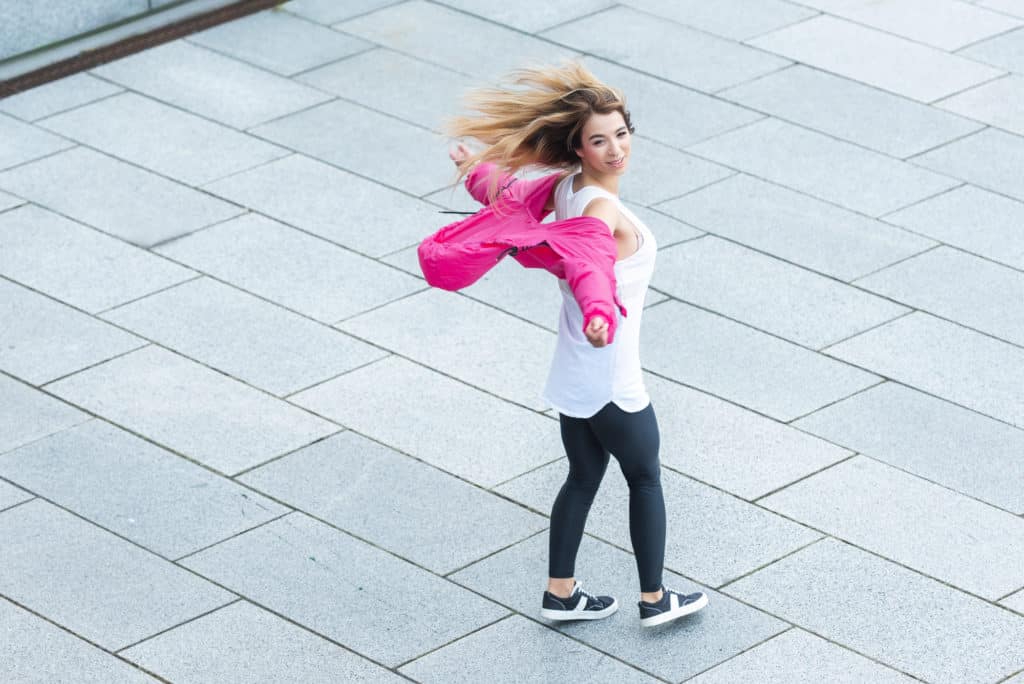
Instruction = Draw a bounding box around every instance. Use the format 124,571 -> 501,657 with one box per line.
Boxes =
542,173 -> 657,418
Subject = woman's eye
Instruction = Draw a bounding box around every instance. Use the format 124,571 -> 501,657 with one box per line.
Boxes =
617,131 -> 627,137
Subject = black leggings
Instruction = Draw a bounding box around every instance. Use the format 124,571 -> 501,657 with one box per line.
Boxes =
548,401 -> 665,593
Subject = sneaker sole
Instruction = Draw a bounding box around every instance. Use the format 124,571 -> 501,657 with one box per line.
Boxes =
541,599 -> 619,621
639,593 -> 708,628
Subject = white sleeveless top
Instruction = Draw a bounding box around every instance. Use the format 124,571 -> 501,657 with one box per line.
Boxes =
542,173 -> 657,418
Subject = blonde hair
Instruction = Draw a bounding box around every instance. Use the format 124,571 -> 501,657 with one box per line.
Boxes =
446,62 -> 635,196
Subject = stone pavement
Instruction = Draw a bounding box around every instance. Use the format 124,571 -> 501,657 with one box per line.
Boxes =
2,0 -> 1024,681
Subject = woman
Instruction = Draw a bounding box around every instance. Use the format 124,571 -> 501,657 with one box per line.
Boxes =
446,62 -> 707,628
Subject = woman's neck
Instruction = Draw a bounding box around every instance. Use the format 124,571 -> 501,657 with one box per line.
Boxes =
575,166 -> 620,196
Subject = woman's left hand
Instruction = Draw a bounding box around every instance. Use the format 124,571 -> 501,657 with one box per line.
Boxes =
585,316 -> 609,347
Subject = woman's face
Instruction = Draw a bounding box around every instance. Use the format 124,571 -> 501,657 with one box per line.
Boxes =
575,110 -> 631,176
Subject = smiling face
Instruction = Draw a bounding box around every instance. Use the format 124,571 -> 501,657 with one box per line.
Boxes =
574,110 -> 631,177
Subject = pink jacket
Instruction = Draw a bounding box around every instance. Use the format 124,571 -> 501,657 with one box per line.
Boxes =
417,163 -> 628,343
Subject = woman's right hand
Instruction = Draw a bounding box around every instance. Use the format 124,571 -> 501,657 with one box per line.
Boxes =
585,316 -> 609,347
449,142 -> 472,168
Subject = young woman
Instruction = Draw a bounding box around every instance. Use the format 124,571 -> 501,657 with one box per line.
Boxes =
446,63 -> 707,628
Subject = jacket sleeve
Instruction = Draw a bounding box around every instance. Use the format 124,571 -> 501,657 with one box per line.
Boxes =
562,250 -> 628,345
465,162 -> 512,206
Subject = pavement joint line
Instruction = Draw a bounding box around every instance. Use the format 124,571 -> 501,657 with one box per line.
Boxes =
0,139 -> 77,175
29,86 -> 127,125
524,3 -> 621,35
171,511 -> 294,564
0,200 -> 28,217
487,454 -> 565,492
997,586 -> 1024,603
877,180 -> 967,219
32,340 -> 153,389
749,452 -> 861,504
904,123 -> 992,162
642,168 -> 742,208
0,495 -> 37,515
953,19 -> 1024,53
281,354 -> 394,401
441,527 -> 550,580
929,70 -> 1012,107
93,273 -> 205,318
845,241 -> 946,285
675,625 -> 798,683
311,0 -> 408,28
783,378 -> 890,427
113,597 -> 245,655
227,428 -> 348,481
192,150 -> 298,190
811,309 -> 919,354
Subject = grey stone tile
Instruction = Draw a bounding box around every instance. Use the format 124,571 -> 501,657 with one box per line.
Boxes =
856,246 -> 1024,345
449,257 -> 562,331
688,628 -> 917,683
938,74 -> 1024,137
241,431 -> 546,574
39,92 -> 289,185
0,598 -> 155,683
497,460 -> 821,587
795,382 -> 1024,514
0,147 -> 242,247
439,0 -> 614,32
102,277 -> 385,397
687,118 -> 959,217
641,301 -> 880,421
182,513 -> 508,667
749,15 -> 1004,103
0,204 -> 196,313
621,136 -> 734,206
450,533 -> 787,682
422,183 -> 482,214
719,65 -> 984,159
338,289 -> 555,410
339,0 -> 578,80
826,312 -> 1024,428
913,128 -> 1024,201
763,456 -> 1024,599
1003,590 -> 1024,613
0,189 -> 22,212
0,373 -> 88,455
189,9 -> 371,76
644,373 -> 852,501
203,154 -> 438,257
0,279 -> 145,386
960,26 -> 1024,74
122,601 -> 403,683
0,500 -> 233,651
726,538 -> 1024,684
652,236 -> 909,349
883,185 -> 1024,271
657,175 -> 935,281
155,213 -> 424,324
291,357 -> 561,487
0,73 -> 122,122
46,346 -> 338,475
622,0 -> 817,40
632,205 -> 704,246
543,6 -> 790,92
401,615 -> 656,683
0,420 -> 287,559
0,113 -> 73,171
0,480 -> 32,511
91,40 -> 332,129
283,0 -> 397,24
979,0 -> 1024,19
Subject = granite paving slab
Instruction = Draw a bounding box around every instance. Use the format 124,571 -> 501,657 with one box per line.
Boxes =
250,99 -> 450,197
883,184 -> 1024,271
400,615 -> 657,683
0,72 -> 121,122
0,479 -> 32,511
0,204 -> 196,313
762,455 -> 1024,599
644,373 -> 852,501
620,136 -> 734,206
0,189 -> 22,212
290,356 -> 561,487
155,213 -> 424,324
497,458 -> 821,587
203,154 -> 439,258
725,538 -> 1024,684
937,74 -> 1024,137
0,112 -> 73,171
188,8 -> 372,76
91,40 -> 333,129
450,533 -> 788,682
39,92 -> 289,186
0,500 -> 234,651
620,0 -> 817,41
652,236 -> 909,349
450,258 -> 563,332
542,6 -> 791,93
0,420 -> 288,560
826,312 -> 1024,428
181,513 -> 508,667
438,0 -> 614,33
0,279 -> 146,386
656,174 -> 935,281
0,373 -> 88,455
959,26 -> 1024,74
101,277 -> 386,397
719,65 -> 984,159
0,147 -> 242,247
240,431 -> 547,574
629,204 -> 705,246
795,382 -> 1024,514
641,301 -> 880,421
0,598 -> 156,683
855,246 -> 1024,346
686,118 -> 959,217
45,346 -> 338,475
283,0 -> 397,24
121,601 -> 404,683
749,15 -> 1004,102
912,128 -> 1024,201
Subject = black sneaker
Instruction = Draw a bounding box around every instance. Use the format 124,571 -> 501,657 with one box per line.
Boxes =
638,585 -> 708,627
540,581 -> 618,621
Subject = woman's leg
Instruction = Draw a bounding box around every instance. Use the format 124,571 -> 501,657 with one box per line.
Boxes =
547,412 -> 610,594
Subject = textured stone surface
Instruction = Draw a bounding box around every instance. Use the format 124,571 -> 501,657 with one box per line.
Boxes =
0,73 -> 121,122
0,189 -> 22,212
937,74 -> 1024,137
959,26 -> 1024,73
283,0 -> 396,24
619,136 -> 734,206
0,0 -> 147,60
913,128 -> 1024,201
438,0 -> 614,32
620,0 -> 817,41
0,479 -> 32,511
0,373 -> 88,455
0,112 -> 73,171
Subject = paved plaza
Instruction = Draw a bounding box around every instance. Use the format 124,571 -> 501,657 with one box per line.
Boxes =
3,0 -> 1024,681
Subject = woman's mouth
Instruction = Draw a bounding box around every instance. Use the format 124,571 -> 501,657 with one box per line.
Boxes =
608,157 -> 626,168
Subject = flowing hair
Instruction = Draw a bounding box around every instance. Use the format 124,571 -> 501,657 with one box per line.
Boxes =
446,62 -> 635,202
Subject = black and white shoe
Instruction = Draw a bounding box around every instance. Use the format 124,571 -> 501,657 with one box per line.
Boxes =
638,586 -> 708,627
540,581 -> 618,621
